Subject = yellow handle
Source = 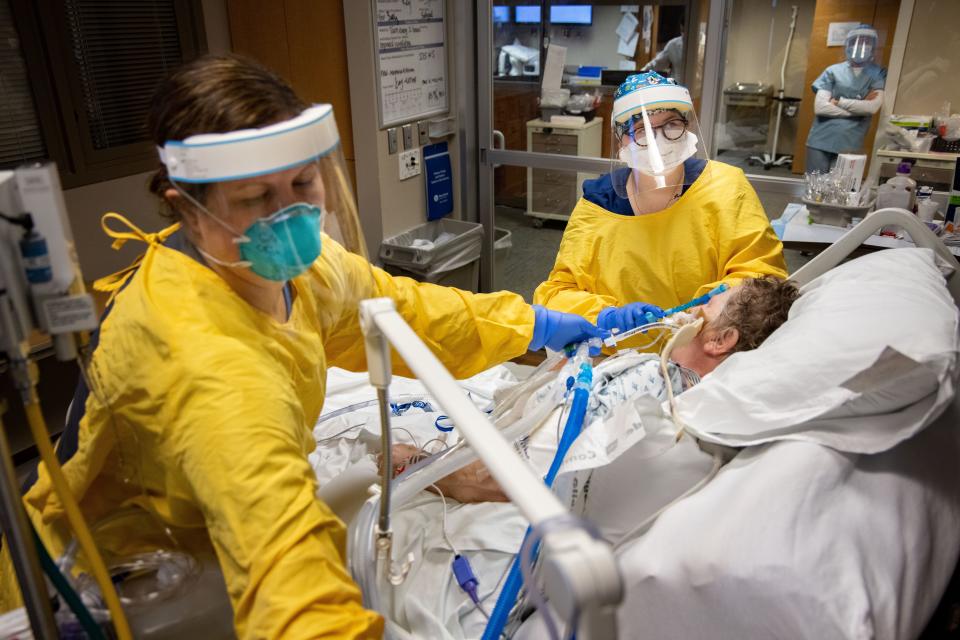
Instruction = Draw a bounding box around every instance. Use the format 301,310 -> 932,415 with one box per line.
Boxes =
23,399 -> 132,640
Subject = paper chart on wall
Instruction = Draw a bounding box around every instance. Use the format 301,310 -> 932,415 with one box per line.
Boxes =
375,0 -> 449,128
615,10 -> 638,41
617,31 -> 639,57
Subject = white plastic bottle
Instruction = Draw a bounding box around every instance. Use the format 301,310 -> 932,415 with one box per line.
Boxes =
876,162 -> 917,212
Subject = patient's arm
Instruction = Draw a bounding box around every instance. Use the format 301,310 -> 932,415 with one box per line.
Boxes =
386,444 -> 508,503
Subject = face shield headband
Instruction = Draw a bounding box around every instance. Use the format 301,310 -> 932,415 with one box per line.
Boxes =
158,104 -> 340,183
158,105 -> 340,281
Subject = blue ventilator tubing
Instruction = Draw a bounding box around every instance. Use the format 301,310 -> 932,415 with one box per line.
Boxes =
643,283 -> 729,324
481,363 -> 593,640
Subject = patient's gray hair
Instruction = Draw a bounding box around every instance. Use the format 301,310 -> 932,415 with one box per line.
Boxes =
716,276 -> 800,353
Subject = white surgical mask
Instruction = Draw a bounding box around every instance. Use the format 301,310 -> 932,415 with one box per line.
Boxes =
618,131 -> 699,176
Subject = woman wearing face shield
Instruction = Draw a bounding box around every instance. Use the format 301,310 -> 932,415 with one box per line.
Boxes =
5,55 -> 604,638
805,25 -> 886,173
534,72 -> 787,345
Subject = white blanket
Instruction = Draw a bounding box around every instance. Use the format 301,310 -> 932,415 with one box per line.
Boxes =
313,367 -> 526,639
517,395 -> 960,640
316,362 -> 960,640
313,364 -> 716,638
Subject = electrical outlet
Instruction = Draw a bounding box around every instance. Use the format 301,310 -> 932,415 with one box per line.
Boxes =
386,128 -> 398,154
398,148 -> 422,180
401,124 -> 415,149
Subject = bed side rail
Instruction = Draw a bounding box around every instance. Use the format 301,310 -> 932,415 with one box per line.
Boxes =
791,208 -> 960,305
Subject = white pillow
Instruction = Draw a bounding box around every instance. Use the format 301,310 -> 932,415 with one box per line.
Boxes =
678,248 -> 960,453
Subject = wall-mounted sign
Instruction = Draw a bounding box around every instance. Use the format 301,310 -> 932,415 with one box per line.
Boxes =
827,21 -> 861,47
423,142 -> 453,220
374,0 -> 449,128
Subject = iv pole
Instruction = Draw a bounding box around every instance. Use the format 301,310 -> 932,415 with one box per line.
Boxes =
751,5 -> 799,169
0,164 -> 132,638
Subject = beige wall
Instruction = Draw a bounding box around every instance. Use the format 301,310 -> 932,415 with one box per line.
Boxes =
725,0 -> 816,97
344,0 -> 463,252
893,0 -> 960,115
718,0 -> 817,153
66,0 -> 231,280
546,6 -> 628,70
64,171 -> 159,280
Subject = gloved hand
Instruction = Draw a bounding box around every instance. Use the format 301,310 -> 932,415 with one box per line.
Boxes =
529,305 -> 606,352
596,302 -> 665,332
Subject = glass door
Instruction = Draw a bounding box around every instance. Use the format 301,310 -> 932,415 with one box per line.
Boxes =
477,1 -> 708,296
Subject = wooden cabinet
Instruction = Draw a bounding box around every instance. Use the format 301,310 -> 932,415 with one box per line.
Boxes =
525,118 -> 603,225
227,0 -> 357,189
493,81 -> 540,208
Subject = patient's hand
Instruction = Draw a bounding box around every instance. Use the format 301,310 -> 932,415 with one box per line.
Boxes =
382,444 -> 509,504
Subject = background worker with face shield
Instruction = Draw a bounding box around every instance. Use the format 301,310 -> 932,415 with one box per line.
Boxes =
533,72 -> 787,346
1,54 -> 603,638
805,25 -> 887,173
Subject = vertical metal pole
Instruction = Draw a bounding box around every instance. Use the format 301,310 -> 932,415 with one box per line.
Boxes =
696,0 -> 729,158
375,387 -> 392,534
476,0 -> 496,292
360,298 -> 395,539
454,0 -> 479,226
0,272 -> 57,636
0,411 -> 57,637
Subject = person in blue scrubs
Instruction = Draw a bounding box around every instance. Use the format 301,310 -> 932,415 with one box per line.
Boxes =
805,25 -> 886,173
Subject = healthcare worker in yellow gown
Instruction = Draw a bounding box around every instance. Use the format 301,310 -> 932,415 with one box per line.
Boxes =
3,55 -> 603,638
534,72 -> 787,339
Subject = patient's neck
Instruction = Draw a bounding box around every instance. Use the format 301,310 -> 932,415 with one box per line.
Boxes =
670,339 -> 727,378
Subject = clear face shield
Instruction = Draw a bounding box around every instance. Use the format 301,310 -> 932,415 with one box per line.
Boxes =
608,73 -> 710,200
158,104 -> 376,328
844,28 -> 877,65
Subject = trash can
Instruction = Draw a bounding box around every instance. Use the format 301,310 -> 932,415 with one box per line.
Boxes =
493,227 -> 512,290
379,218 -> 483,291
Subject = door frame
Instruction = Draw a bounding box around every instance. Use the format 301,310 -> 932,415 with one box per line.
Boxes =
472,0 -> 920,293
475,0 -> 724,292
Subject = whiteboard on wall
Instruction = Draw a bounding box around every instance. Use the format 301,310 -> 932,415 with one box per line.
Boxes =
374,0 -> 449,128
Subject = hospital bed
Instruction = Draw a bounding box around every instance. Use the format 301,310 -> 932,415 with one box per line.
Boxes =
322,209 -> 960,639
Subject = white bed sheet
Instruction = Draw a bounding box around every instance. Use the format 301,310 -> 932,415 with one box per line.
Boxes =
312,365 -> 520,485
316,365 -> 718,639
517,394 -> 960,640
318,366 -> 960,640
313,366 -> 528,639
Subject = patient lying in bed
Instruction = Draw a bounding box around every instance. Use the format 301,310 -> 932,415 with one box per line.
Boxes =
336,276 -> 799,639
391,276 -> 800,508
321,248 -> 960,640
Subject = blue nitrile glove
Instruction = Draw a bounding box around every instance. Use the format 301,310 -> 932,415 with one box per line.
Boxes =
529,305 -> 606,351
596,302 -> 665,332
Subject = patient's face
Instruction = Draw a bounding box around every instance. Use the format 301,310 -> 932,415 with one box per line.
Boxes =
671,288 -> 737,376
694,288 -> 733,325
